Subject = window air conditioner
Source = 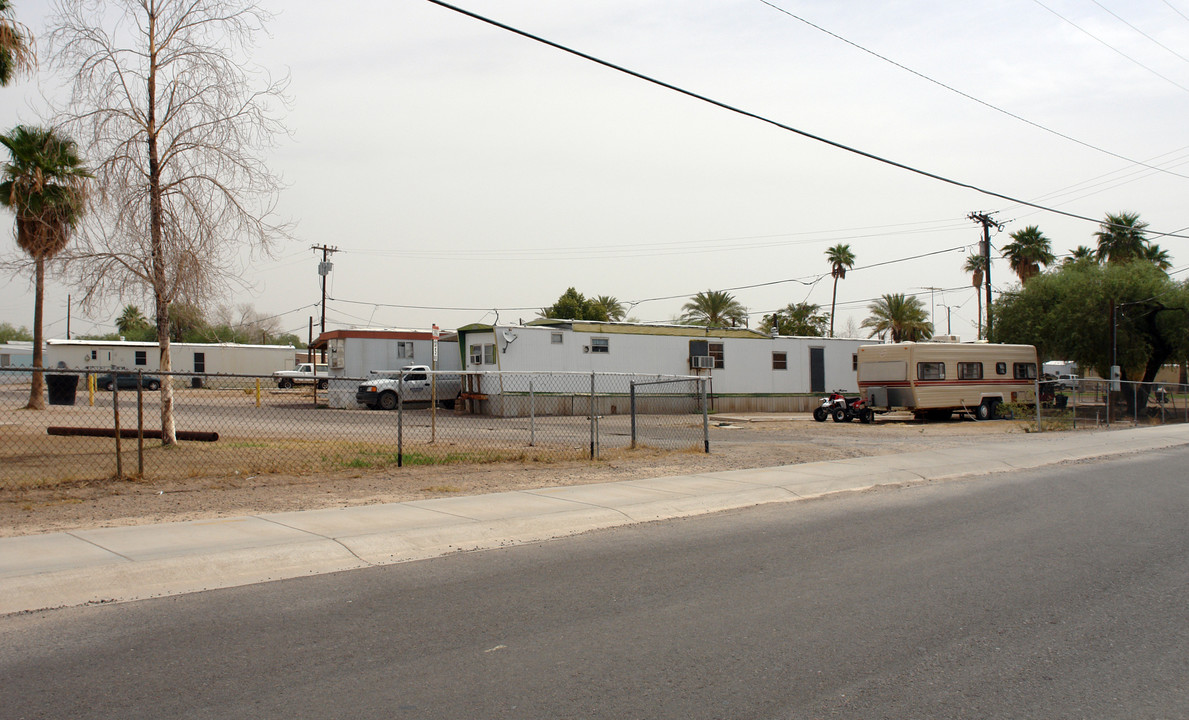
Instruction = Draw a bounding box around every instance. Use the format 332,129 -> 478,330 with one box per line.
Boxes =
691,356 -> 715,369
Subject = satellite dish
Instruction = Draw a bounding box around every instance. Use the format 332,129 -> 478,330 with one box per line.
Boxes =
502,331 -> 517,343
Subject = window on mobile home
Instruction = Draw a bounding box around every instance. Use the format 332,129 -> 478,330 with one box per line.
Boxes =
551,332 -> 563,344
772,352 -> 787,370
396,341 -> 413,359
1013,362 -> 1037,380
957,362 -> 982,380
708,343 -> 724,368
194,352 -> 205,373
917,362 -> 945,380
469,344 -> 483,365
135,350 -> 147,366
590,338 -> 609,354
483,344 -> 495,364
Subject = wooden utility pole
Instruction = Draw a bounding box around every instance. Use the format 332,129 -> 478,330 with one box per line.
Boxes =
311,244 -> 339,336
968,212 -> 1004,339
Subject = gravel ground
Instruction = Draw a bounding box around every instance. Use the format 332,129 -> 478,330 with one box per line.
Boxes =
0,412 -> 1043,537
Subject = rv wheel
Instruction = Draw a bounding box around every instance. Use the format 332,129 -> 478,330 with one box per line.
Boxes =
975,400 -> 994,421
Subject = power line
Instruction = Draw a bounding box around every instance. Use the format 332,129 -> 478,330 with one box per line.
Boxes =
757,0 -> 1189,180
1086,0 -> 1189,65
423,0 -> 1189,240
1031,0 -> 1189,93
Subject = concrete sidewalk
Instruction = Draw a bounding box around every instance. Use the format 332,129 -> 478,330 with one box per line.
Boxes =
4,425 -> 1188,615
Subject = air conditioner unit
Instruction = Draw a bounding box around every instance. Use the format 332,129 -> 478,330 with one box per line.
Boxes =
691,355 -> 715,369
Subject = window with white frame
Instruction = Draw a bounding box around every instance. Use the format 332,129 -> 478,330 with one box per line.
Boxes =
483,344 -> 495,364
396,341 -> 414,359
590,337 -> 609,354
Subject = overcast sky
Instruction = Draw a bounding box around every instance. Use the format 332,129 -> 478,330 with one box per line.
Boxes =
3,0 -> 1188,342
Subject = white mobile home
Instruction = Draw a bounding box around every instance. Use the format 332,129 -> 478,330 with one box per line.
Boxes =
454,320 -> 867,414
44,339 -> 295,385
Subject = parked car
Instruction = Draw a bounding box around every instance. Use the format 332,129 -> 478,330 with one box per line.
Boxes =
96,373 -> 162,391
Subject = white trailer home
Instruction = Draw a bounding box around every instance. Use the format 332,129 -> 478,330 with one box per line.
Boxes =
44,339 -> 295,386
311,328 -> 462,408
453,320 -> 867,414
857,341 -> 1038,420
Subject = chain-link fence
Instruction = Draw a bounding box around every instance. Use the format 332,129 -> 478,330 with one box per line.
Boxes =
1,367 -> 707,489
1032,376 -> 1189,428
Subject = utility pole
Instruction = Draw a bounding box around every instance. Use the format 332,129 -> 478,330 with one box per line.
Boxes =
311,244 -> 338,337
968,212 -> 1004,339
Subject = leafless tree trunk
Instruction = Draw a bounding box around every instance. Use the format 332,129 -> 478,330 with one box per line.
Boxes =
48,0 -> 290,443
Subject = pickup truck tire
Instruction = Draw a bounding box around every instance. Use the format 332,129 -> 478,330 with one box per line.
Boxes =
378,391 -> 399,411
278,378 -> 294,389
317,379 -> 328,389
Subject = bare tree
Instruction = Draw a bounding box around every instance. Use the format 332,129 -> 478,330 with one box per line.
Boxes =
48,0 -> 290,443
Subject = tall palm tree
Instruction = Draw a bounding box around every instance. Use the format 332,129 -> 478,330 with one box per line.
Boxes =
1144,243 -> 1172,271
591,295 -> 626,322
0,0 -> 36,86
825,243 -> 855,337
963,253 -> 986,339
861,293 -> 932,343
0,125 -> 90,409
1000,225 -> 1055,283
1094,211 -> 1149,264
681,290 -> 748,327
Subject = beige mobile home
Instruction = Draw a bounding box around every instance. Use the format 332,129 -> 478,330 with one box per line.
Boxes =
858,342 -> 1038,420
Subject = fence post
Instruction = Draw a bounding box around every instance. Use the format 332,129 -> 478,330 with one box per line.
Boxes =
1034,373 -> 1041,431
1133,383 -> 1138,425
255,378 -> 261,408
137,370 -> 144,477
113,372 -> 122,479
529,379 -> 535,447
630,381 -> 637,449
397,369 -> 404,468
702,377 -> 710,453
1071,378 -> 1077,430
590,372 -> 596,460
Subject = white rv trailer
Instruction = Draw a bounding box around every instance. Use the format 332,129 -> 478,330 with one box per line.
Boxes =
857,342 -> 1038,420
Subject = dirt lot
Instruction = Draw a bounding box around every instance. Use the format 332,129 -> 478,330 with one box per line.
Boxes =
1,414 -> 1039,537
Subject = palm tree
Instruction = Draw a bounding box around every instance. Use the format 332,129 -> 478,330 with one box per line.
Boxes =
681,290 -> 748,327
116,304 -> 149,336
1063,245 -> 1096,265
0,0 -> 36,86
762,302 -> 828,336
0,125 -> 90,409
1094,212 -> 1149,264
825,243 -> 855,337
963,254 -> 986,339
861,293 -> 932,343
1144,243 -> 1172,271
1001,225 -> 1055,283
591,295 -> 626,322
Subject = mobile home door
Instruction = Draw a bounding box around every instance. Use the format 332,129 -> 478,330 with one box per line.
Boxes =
809,347 -> 825,393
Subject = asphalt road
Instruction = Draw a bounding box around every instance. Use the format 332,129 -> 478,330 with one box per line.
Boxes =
3,448 -> 1187,719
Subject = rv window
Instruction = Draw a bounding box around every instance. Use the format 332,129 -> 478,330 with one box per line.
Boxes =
772,352 -> 787,370
852,354 -> 858,371
709,343 -> 724,369
917,362 -> 945,380
1013,362 -> 1037,380
590,338 -> 609,354
957,362 -> 983,380
135,350 -> 147,366
996,362 -> 1007,375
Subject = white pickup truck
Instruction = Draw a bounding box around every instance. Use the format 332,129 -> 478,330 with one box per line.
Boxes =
355,365 -> 463,410
273,363 -> 329,389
